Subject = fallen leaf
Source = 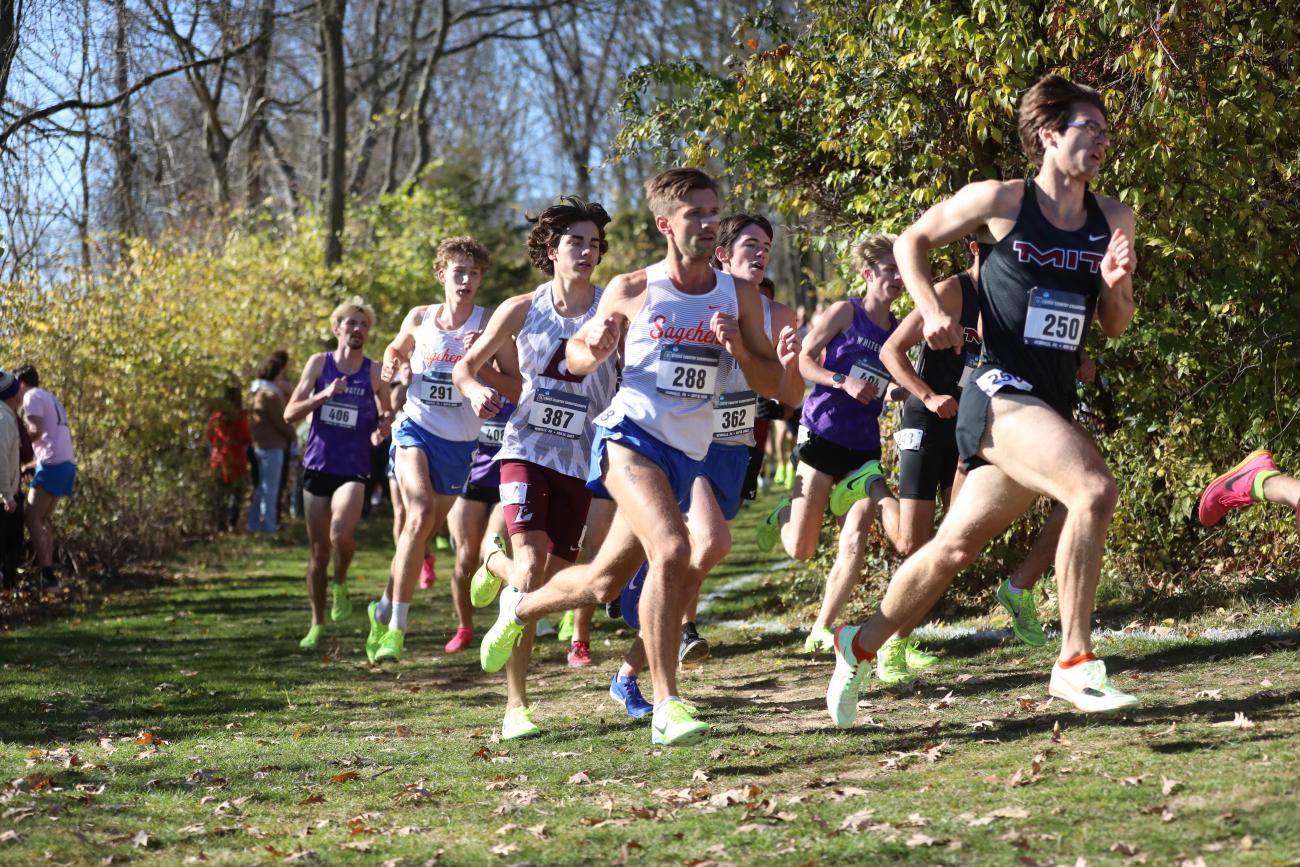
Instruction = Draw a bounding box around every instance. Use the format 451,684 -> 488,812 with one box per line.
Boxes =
526,823 -> 548,840
1110,841 -> 1141,857
1120,776 -> 1144,787
1195,688 -> 1222,700
1211,712 -> 1256,730
282,851 -> 318,863
0,831 -> 19,844
488,842 -> 518,856
1161,777 -> 1182,796
395,725 -> 414,737
568,771 -> 591,785
329,771 -> 360,784
927,691 -> 956,711
339,841 -> 372,852
905,832 -> 942,848
691,769 -> 710,784
298,794 -> 324,806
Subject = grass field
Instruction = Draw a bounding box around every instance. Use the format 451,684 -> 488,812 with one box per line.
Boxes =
2,492 -> 1298,865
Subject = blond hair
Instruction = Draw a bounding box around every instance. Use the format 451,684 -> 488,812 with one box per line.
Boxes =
435,235 -> 490,272
330,295 -> 376,330
644,167 -> 718,217
850,232 -> 897,274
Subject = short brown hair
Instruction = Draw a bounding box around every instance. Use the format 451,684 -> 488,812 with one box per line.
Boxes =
526,196 -> 612,275
1017,74 -> 1107,163
850,232 -> 896,274
644,168 -> 718,217
435,236 -> 490,272
710,213 -> 774,269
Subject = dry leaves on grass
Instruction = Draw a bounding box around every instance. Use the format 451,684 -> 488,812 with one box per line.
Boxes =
956,806 -> 1030,827
567,771 -> 591,785
1211,712 -> 1256,730
328,771 -> 359,784
1161,777 -> 1183,796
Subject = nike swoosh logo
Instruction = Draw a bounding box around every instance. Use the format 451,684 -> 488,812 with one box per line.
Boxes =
1089,234 -> 1108,241
653,722 -> 668,735
1223,469 -> 1255,493
707,304 -> 722,309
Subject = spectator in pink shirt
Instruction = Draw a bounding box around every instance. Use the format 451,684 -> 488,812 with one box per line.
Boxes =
15,365 -> 75,594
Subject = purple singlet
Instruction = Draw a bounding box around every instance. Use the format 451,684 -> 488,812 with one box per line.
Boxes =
468,400 -> 515,488
800,298 -> 896,451
303,353 -> 378,477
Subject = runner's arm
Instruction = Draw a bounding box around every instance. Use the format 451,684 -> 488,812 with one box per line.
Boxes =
880,275 -> 964,417
768,300 -> 806,407
797,301 -> 854,388
452,298 -> 528,413
381,306 -> 424,381
725,279 -> 786,399
567,273 -> 639,376
370,361 -> 393,439
1095,200 -> 1137,337
283,353 -> 331,425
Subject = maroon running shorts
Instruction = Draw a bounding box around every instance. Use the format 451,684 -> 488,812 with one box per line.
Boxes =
498,459 -> 593,561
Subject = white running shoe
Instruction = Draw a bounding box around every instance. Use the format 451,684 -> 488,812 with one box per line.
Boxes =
826,625 -> 872,728
1048,656 -> 1138,712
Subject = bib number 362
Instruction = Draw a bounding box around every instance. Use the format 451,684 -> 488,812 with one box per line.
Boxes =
656,345 -> 720,399
713,390 -> 756,440
1024,288 -> 1086,351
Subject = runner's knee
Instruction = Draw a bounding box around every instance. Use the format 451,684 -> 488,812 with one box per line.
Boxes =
1070,470 -> 1118,520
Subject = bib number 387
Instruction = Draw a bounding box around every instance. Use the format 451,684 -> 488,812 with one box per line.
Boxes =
527,388 -> 589,439
1024,288 -> 1086,351
656,345 -> 720,399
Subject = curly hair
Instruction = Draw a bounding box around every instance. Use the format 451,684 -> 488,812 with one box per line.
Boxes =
526,196 -> 612,275
435,236 -> 490,273
710,213 -> 774,269
1018,74 -> 1107,164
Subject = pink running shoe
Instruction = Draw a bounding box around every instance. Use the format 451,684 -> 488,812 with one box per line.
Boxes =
419,553 -> 437,590
567,640 -> 592,667
1198,449 -> 1276,527
444,627 -> 473,654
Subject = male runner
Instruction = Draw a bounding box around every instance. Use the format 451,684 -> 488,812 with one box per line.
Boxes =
285,297 -> 393,650
454,196 -> 619,738
15,366 -> 75,594
826,74 -> 1138,723
478,169 -> 797,745
367,236 -> 520,663
1199,450 -> 1300,530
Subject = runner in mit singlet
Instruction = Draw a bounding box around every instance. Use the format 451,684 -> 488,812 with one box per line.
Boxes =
826,75 -> 1139,724
366,237 -> 521,664
478,169 -> 798,745
284,297 -> 392,651
453,196 -> 619,739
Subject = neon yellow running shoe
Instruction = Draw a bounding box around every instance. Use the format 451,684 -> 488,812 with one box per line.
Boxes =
756,495 -> 791,553
651,699 -> 709,746
904,636 -> 939,669
434,534 -> 452,552
374,627 -> 404,663
803,624 -> 834,654
996,580 -> 1047,647
875,636 -> 915,685
480,587 -> 525,673
330,583 -> 352,622
557,610 -> 575,643
299,624 -> 324,651
470,534 -> 506,608
829,460 -> 883,517
501,705 -> 541,740
365,601 -> 385,663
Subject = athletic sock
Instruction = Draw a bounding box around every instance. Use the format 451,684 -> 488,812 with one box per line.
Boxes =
391,602 -> 409,631
850,629 -> 877,662
1251,469 -> 1281,502
653,696 -> 681,714
1058,651 -> 1098,668
503,588 -> 526,626
376,593 -> 393,625
1003,580 -> 1024,596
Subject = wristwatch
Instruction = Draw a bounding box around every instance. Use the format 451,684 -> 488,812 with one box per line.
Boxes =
831,372 -> 846,389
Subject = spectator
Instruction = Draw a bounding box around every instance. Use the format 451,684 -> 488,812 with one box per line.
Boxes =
207,386 -> 252,531
15,365 -> 75,593
248,352 -> 296,533
0,370 -> 24,591
272,349 -> 296,518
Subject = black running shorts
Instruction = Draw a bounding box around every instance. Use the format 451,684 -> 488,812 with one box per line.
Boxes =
793,430 -> 880,483
896,396 -> 959,500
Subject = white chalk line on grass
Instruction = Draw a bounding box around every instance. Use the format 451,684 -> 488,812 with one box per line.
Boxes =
695,561 -> 1300,645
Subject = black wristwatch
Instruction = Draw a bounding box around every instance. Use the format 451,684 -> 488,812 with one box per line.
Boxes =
831,372 -> 846,389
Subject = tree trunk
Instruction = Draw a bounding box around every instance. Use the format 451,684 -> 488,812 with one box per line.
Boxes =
347,0 -> 385,195
0,0 -> 18,109
244,0 -> 277,209
111,0 -> 136,241
381,0 -> 425,193
319,0 -> 347,267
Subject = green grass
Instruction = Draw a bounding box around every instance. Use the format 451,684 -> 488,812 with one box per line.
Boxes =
2,493 -> 1298,865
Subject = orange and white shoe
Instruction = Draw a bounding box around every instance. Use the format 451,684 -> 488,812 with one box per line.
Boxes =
1049,654 -> 1137,712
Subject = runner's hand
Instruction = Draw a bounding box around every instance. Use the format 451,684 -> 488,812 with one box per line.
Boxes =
1101,229 -> 1135,288
470,384 -> 502,419
325,376 -> 348,398
1076,351 -> 1097,384
923,392 -> 958,419
586,316 -> 621,359
1,497 -> 13,513
922,310 -> 963,352
843,377 -> 879,405
775,325 -> 801,368
463,330 -> 483,352
710,311 -> 744,358
381,356 -> 398,382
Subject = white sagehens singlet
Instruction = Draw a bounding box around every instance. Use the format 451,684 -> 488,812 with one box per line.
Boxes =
404,304 -> 487,442
712,294 -> 773,448
498,282 -> 619,479
597,264 -> 738,461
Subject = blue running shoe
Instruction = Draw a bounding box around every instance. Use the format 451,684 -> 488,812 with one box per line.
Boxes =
620,561 -> 648,630
609,673 -> 653,719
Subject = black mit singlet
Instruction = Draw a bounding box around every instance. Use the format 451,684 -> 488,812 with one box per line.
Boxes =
974,176 -> 1111,416
916,271 -> 982,397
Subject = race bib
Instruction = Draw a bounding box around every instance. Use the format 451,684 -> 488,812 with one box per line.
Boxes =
975,368 -> 1033,397
797,424 -> 811,445
413,369 -> 462,408
713,390 -> 756,440
894,427 -> 924,451
527,388 -> 589,439
320,401 -> 358,429
1024,288 -> 1086,351
477,419 -> 507,447
655,345 -> 721,399
849,356 -> 890,397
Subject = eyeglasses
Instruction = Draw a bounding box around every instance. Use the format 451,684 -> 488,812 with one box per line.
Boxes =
1065,119 -> 1111,142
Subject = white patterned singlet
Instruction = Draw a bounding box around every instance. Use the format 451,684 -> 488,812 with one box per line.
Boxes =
497,282 -> 618,479
712,295 -> 773,448
595,263 -> 738,461
404,304 -> 487,442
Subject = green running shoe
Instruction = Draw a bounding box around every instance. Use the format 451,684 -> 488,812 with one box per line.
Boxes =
557,610 -> 575,643
480,587 -> 525,673
374,627 -> 404,663
469,534 -> 506,608
875,636 -> 915,685
904,636 -> 939,669
502,705 -> 541,740
996,580 -> 1047,647
651,699 -> 709,746
803,624 -> 834,654
330,583 -> 352,622
756,495 -> 792,552
829,460 -> 883,517
365,601 -> 385,663
299,624 -> 324,651
434,534 -> 452,552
